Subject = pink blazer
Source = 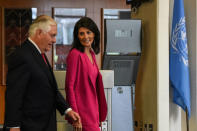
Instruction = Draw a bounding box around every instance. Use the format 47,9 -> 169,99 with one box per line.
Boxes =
65,48 -> 107,125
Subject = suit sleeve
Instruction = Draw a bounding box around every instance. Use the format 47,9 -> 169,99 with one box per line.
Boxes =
55,88 -> 70,115
65,50 -> 79,113
4,51 -> 30,127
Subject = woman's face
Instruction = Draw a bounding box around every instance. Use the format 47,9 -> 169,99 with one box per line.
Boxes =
78,27 -> 95,48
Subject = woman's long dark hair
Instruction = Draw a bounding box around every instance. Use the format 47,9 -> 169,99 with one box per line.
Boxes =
72,17 -> 100,54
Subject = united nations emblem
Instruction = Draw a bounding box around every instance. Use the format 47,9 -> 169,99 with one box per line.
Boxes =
171,17 -> 188,66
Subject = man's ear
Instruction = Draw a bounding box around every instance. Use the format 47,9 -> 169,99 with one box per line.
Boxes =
36,29 -> 43,37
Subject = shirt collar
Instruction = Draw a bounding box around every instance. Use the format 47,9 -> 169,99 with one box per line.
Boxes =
28,37 -> 41,54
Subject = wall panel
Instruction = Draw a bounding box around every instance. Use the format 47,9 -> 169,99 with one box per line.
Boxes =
131,1 -> 158,130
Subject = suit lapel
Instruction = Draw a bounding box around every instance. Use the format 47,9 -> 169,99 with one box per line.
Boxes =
44,53 -> 58,88
26,40 -> 54,86
85,50 -> 99,90
91,50 -> 99,70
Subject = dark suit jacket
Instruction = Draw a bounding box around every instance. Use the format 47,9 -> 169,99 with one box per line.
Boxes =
4,39 -> 69,131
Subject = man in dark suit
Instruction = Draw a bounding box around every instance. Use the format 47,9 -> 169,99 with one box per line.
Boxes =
3,15 -> 81,131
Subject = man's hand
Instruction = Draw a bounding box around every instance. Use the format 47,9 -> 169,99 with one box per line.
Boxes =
72,120 -> 82,131
10,128 -> 20,131
66,110 -> 81,123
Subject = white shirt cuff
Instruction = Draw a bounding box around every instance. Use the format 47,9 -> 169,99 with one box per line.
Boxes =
65,108 -> 72,114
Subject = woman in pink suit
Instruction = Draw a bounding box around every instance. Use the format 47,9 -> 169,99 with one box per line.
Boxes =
65,17 -> 107,131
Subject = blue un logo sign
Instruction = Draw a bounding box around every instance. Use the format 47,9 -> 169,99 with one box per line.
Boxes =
171,17 -> 188,66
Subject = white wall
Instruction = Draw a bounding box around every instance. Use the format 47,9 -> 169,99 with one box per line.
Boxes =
157,0 -> 170,130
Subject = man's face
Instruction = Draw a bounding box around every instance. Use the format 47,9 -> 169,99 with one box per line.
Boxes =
39,25 -> 57,53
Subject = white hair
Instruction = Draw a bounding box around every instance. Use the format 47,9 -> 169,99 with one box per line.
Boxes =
28,15 -> 57,36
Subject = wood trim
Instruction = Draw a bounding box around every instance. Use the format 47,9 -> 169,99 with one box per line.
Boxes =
100,8 -> 104,67
2,8 -> 6,86
51,7 -> 55,70
0,7 -> 2,85
1,8 -> 6,85
0,85 -> 6,124
0,7 -> 6,124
